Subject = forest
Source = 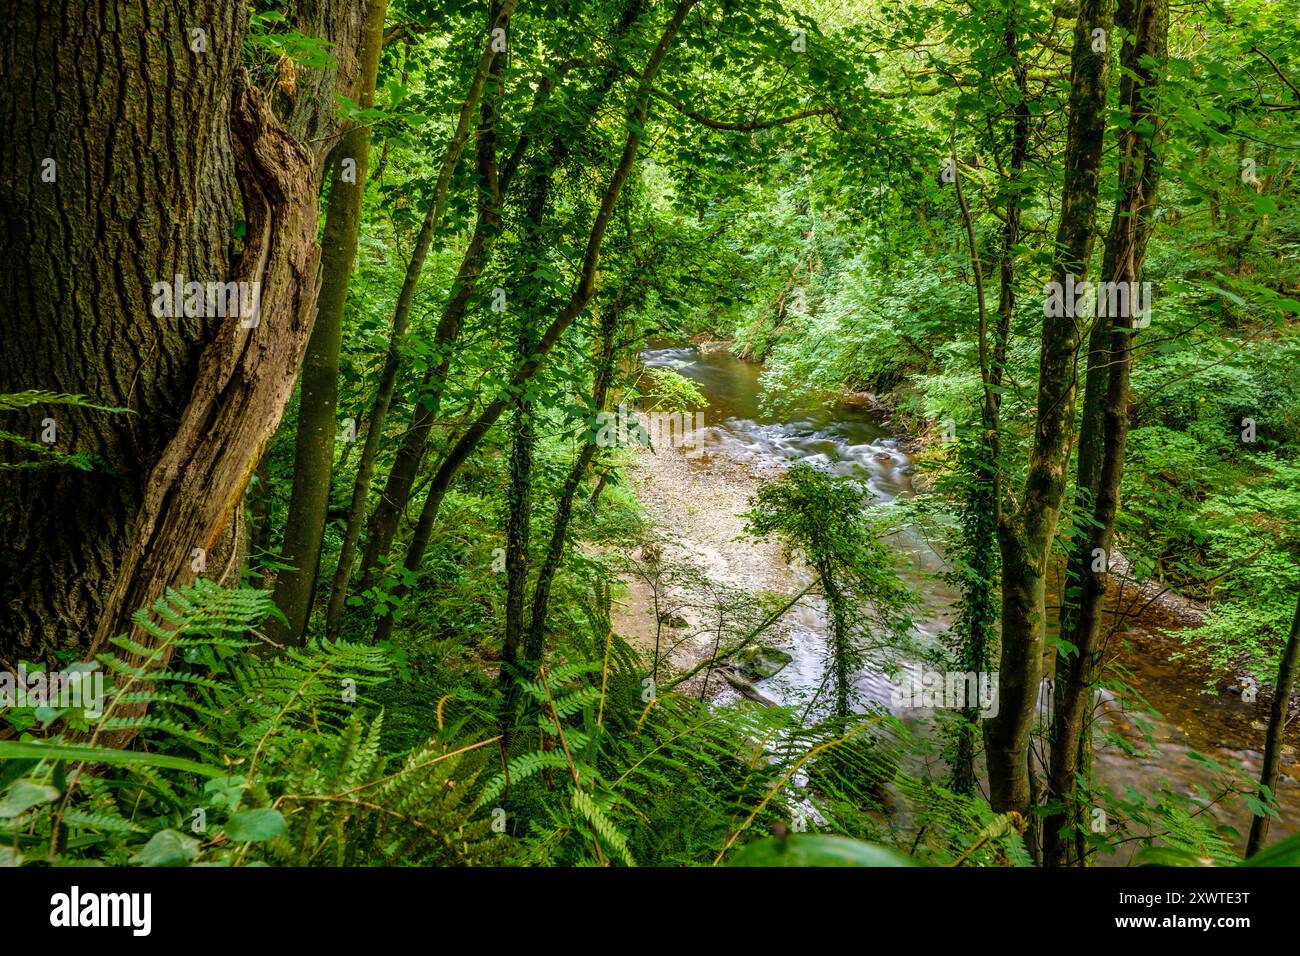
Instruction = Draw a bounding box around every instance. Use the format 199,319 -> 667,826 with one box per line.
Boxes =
0,0 -> 1297,883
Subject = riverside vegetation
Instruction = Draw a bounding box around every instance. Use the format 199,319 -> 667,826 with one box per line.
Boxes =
0,0 -> 1297,868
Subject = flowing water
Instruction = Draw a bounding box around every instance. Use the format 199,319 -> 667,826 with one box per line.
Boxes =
643,344 -> 1298,856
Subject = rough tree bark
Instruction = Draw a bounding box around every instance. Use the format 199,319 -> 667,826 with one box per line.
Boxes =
0,2 -> 241,662
985,0 -> 1114,818
1043,0 -> 1167,867
0,1 -> 365,663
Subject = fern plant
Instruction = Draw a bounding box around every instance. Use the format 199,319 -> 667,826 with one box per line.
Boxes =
0,389 -> 128,471
0,580 -> 507,867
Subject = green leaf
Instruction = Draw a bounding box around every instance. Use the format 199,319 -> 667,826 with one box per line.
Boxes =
1200,283 -> 1245,308
1242,832 -> 1300,867
729,834 -> 917,867
130,829 -> 200,867
1249,192 -> 1278,217
1133,845 -> 1210,867
0,741 -> 226,778
203,776 -> 247,811
224,808 -> 287,842
0,779 -> 60,819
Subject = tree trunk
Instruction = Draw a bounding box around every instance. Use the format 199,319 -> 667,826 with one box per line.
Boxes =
499,53 -> 540,676
371,0 -> 699,645
270,0 -> 389,645
513,296 -> 621,700
985,0 -> 1114,818
1246,593 -> 1300,857
0,1 -> 365,664
501,387 -> 536,672
1043,0 -> 1166,867
524,322 -> 618,645
947,7 -> 1027,797
824,569 -> 853,721
346,1 -> 648,615
0,1 -> 240,661
323,0 -> 515,633
346,200 -> 505,615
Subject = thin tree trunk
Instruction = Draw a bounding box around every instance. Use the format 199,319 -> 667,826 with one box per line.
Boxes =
825,571 -> 854,721
588,472 -> 610,508
322,0 -> 514,634
350,64 -> 538,606
502,400 -> 536,668
271,0 -> 389,645
502,109 -> 630,689
347,189 -> 506,611
947,10 -> 1027,795
1043,0 -> 1166,866
501,56 -> 542,675
345,2 -> 648,612
371,0 -> 699,645
1246,593 -> 1300,857
985,0 -> 1114,818
515,297 -> 621,687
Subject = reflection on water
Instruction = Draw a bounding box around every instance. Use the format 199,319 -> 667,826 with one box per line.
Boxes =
644,344 -> 1298,856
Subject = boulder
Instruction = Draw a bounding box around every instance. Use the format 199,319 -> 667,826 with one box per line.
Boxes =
735,643 -> 794,680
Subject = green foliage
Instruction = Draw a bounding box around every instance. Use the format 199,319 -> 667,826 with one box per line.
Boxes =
0,581 -> 503,867
729,833 -> 916,867
745,464 -> 915,717
487,607 -> 1015,867
635,366 -> 707,413
0,390 -> 129,472
245,10 -> 337,71
14,0 -> 1297,874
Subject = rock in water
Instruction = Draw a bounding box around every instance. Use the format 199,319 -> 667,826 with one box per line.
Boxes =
735,643 -> 794,680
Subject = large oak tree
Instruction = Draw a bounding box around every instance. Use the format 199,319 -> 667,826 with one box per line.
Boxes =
0,1 -> 372,663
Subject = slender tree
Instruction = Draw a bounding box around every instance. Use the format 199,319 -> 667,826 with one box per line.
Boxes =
1043,0 -> 1168,866
347,0 -> 649,612
985,0 -> 1114,818
270,0 -> 390,645
372,0 -> 700,644
324,0 -> 516,633
1246,592 -> 1300,857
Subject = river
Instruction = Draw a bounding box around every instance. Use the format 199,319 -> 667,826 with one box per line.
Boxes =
639,343 -> 1298,860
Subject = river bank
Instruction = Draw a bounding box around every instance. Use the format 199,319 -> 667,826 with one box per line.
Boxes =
613,343 -> 1298,859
